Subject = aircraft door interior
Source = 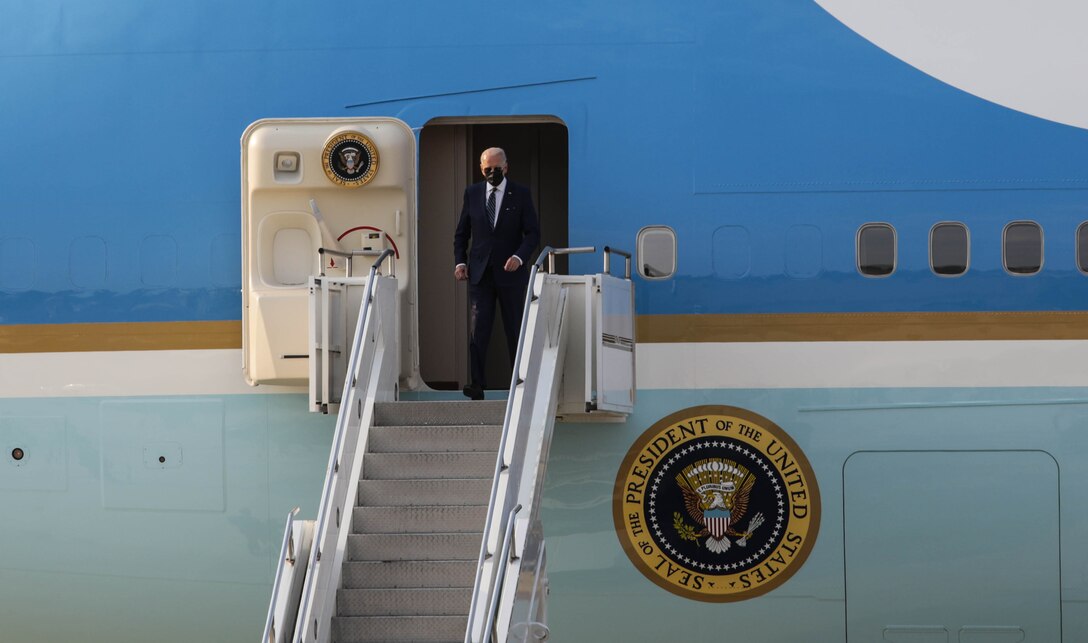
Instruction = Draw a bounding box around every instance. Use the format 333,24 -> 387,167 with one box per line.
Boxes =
241,118 -> 419,388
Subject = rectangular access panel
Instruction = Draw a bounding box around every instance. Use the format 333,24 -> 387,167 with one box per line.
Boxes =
844,451 -> 1060,642
308,275 -> 368,413
589,274 -> 634,414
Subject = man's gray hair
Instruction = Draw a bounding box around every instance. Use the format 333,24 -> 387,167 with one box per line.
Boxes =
480,147 -> 507,165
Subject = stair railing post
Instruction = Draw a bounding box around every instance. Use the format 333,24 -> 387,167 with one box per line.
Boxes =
466,246 -> 595,643
262,506 -> 301,643
292,249 -> 395,643
602,246 -> 631,279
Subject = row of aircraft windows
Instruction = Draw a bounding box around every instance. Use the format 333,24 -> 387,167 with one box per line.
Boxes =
858,221 -> 1088,277
634,223 -> 1088,280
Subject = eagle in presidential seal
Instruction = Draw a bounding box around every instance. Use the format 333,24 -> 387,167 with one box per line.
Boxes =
614,405 -> 820,602
322,131 -> 379,187
676,458 -> 764,554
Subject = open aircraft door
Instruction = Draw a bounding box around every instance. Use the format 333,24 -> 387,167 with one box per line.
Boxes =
241,118 -> 420,389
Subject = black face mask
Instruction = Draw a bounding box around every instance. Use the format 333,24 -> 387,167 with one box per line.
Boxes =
485,167 -> 505,187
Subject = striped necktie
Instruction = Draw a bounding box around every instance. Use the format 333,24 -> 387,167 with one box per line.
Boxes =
486,188 -> 497,229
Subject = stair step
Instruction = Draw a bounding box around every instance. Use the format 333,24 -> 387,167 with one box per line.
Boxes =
348,533 -> 482,561
341,561 -> 477,589
353,506 -> 487,534
327,400 -> 508,642
362,452 -> 497,480
368,424 -> 502,453
337,588 -> 471,617
332,615 -> 467,643
358,478 -> 491,506
374,400 -> 506,427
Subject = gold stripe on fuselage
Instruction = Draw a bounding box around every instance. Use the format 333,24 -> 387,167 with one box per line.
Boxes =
0,321 -> 243,353
638,311 -> 1088,342
3,312 -> 1088,354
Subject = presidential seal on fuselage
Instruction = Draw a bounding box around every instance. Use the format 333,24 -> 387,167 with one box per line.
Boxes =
322,131 -> 378,187
613,405 -> 820,602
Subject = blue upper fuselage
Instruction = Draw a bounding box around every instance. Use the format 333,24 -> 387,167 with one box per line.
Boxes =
2,0 -> 1087,324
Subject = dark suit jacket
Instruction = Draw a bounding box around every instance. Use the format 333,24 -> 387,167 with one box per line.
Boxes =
453,180 -> 540,286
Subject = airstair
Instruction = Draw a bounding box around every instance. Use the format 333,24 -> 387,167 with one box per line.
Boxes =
262,246 -> 635,643
332,398 -> 504,642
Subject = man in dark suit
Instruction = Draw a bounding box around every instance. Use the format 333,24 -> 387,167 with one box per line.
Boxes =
453,147 -> 540,400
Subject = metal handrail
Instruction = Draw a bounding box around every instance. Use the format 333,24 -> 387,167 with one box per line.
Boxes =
293,248 -> 395,642
542,246 -> 596,275
467,245 -> 595,643
262,507 -> 301,643
602,246 -> 632,279
483,505 -> 522,640
319,247 -> 395,278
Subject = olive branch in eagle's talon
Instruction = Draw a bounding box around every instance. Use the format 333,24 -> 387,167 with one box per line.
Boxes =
673,512 -> 702,543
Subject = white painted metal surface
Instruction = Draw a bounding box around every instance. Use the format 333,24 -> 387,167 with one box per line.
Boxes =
293,265 -> 399,643
634,340 -> 1088,389
468,246 -> 637,642
241,117 -> 418,387
554,277 -> 589,417
4,339 -> 1088,402
467,269 -> 569,643
815,0 -> 1088,129
263,509 -> 315,643
309,275 -> 369,413
592,274 -> 635,414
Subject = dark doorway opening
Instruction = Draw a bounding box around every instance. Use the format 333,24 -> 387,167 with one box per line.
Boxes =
417,119 -> 569,391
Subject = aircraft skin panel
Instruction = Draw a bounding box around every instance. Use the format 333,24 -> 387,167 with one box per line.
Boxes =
844,450 -> 1060,640
3,385 -> 1082,641
814,0 -> 1088,130
0,568 -> 276,643
2,346 -> 1086,640
4,341 -> 1088,400
4,0 -> 1088,640
7,308 -> 1088,355
544,386 -> 1086,641
0,391 -> 334,643
3,0 -> 1088,326
689,2 -> 1088,195
635,341 -> 1088,389
0,350 -> 275,398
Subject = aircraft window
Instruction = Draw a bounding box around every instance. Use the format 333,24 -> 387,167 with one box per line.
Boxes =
1003,221 -> 1043,275
930,222 -> 969,276
637,226 -> 676,280
712,225 -> 750,279
1078,222 -> 1088,273
857,223 -> 896,277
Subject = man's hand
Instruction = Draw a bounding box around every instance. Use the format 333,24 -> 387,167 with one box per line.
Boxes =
454,265 -> 469,281
504,256 -> 522,272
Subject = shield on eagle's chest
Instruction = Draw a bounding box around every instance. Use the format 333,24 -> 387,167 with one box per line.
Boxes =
704,508 -> 731,539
